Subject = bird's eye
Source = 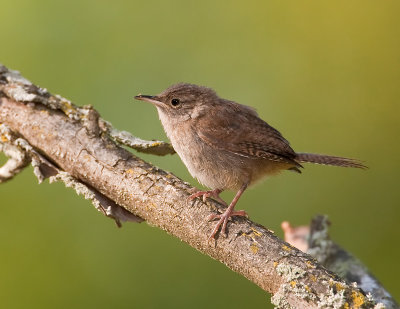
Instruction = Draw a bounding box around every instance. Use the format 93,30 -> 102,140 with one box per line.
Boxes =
171,98 -> 181,107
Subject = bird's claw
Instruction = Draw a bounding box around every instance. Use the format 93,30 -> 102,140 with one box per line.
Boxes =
189,190 -> 213,202
188,189 -> 225,205
208,210 -> 248,239
188,188 -> 248,239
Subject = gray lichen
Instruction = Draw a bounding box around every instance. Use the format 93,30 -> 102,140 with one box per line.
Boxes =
317,287 -> 346,309
271,263 -> 315,308
0,64 -> 88,120
100,119 -> 175,156
50,171 -> 105,212
49,171 -> 143,225
271,290 -> 293,309
276,263 -> 306,281
0,124 -> 31,182
3,68 -> 32,86
307,216 -> 334,264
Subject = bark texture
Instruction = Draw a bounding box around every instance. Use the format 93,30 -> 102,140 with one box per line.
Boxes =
0,64 -> 391,308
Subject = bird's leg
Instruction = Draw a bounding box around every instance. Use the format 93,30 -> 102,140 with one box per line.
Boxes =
208,183 -> 248,239
188,188 -> 226,205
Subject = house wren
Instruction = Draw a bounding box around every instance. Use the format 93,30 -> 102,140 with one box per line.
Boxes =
135,83 -> 365,239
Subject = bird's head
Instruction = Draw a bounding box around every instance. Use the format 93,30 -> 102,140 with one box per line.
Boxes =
135,83 -> 218,123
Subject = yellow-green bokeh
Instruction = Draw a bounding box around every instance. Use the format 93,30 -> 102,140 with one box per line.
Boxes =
1,1 -> 399,308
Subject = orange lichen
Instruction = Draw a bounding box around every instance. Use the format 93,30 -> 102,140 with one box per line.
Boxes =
335,283 -> 345,291
250,243 -> 259,254
282,245 -> 292,252
306,260 -> 315,268
351,290 -> 365,308
0,135 -> 8,142
250,227 -> 262,237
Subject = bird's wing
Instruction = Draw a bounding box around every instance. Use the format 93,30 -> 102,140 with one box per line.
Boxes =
194,102 -> 301,167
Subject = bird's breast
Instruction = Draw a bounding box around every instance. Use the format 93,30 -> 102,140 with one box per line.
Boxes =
161,122 -> 249,190
158,114 -> 289,191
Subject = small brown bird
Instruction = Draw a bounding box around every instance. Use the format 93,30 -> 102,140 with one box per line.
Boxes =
135,83 -> 365,239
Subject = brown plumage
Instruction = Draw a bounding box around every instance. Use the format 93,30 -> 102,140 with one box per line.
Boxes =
296,153 -> 366,169
135,83 -> 366,239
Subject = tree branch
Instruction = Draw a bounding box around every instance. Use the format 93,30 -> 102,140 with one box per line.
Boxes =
0,64 -> 391,308
282,216 -> 398,308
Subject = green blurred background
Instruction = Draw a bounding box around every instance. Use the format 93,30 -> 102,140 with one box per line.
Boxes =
1,1 -> 399,308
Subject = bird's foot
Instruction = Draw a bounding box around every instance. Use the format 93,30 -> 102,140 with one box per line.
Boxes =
188,188 -> 225,204
208,209 -> 248,239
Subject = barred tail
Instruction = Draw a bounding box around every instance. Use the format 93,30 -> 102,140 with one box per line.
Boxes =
296,153 -> 367,169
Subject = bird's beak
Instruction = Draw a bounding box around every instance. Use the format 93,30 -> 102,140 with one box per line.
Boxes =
134,94 -> 164,108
